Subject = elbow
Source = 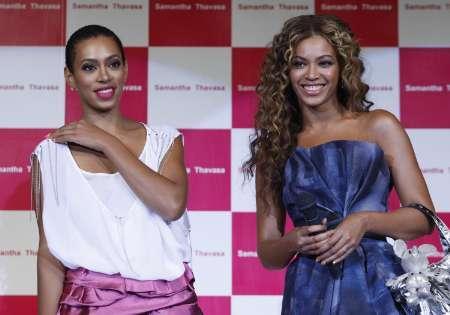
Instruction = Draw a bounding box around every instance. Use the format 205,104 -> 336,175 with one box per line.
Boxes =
163,196 -> 186,222
412,215 -> 436,239
396,206 -> 436,240
166,209 -> 185,222
402,223 -> 433,241
414,225 -> 434,240
259,260 -> 284,270
420,222 -> 434,237
257,248 -> 287,270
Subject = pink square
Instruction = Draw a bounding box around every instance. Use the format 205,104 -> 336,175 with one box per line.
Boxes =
0,296 -> 37,314
0,129 -> 49,210
149,0 -> 231,46
232,48 -> 267,128
66,47 -> 148,124
316,0 -> 398,46
232,212 -> 286,295
388,189 -> 400,211
400,48 -> 450,128
0,0 -> 65,45
182,129 -> 230,211
198,296 -> 230,315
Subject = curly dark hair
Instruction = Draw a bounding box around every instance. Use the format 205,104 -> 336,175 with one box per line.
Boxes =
242,15 -> 373,213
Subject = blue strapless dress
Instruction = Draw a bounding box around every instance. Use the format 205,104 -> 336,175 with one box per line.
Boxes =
282,140 -> 411,315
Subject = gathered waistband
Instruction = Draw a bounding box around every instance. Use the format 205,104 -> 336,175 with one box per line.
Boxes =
60,264 -> 196,307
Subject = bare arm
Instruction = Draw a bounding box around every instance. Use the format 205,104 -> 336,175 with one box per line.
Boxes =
49,122 -> 188,221
362,109 -> 434,239
316,110 -> 434,265
101,134 -> 188,221
32,155 -> 65,315
255,170 -> 331,269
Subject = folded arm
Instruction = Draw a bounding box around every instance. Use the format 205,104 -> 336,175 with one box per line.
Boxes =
49,121 -> 188,221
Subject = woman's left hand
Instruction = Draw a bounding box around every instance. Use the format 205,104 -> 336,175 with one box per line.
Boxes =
315,212 -> 369,265
48,120 -> 113,152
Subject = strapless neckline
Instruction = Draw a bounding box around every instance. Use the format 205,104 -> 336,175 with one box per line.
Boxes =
284,138 -> 392,218
288,140 -> 388,173
295,139 -> 384,153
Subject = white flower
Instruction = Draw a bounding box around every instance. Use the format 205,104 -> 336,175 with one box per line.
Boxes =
393,239 -> 438,273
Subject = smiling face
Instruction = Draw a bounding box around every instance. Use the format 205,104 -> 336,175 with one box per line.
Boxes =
289,35 -> 340,111
65,35 -> 128,113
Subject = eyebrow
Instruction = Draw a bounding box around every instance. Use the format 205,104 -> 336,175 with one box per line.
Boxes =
80,54 -> 122,63
292,55 -> 335,60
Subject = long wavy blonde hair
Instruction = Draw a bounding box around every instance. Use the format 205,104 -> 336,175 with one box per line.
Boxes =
243,15 -> 373,212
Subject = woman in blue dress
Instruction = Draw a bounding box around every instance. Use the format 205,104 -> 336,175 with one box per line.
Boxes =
242,15 -> 435,314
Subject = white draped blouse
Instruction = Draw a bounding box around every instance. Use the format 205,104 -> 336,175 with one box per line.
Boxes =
33,125 -> 191,281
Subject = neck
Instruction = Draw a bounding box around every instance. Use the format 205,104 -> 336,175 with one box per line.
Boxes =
301,100 -> 346,129
82,107 -> 127,135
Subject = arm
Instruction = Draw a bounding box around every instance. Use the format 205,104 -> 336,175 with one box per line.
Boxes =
255,170 -> 332,269
101,134 -> 188,221
32,155 -> 65,315
364,109 -> 434,239
49,122 -> 188,221
316,110 -> 434,265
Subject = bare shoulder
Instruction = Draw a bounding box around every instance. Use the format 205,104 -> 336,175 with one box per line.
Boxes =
360,109 -> 415,166
363,109 -> 404,142
122,119 -> 147,141
365,109 -> 401,130
123,119 -> 146,134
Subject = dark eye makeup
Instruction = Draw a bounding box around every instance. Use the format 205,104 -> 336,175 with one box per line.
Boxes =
318,60 -> 334,67
81,63 -> 96,72
79,56 -> 122,72
108,59 -> 122,69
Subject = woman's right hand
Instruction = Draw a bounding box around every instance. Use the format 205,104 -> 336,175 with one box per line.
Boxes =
48,120 -> 115,153
287,222 -> 334,256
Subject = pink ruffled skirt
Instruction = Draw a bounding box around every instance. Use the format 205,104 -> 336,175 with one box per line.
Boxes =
57,265 -> 202,314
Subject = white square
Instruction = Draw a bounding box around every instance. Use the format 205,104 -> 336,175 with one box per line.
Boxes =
0,47 -> 65,128
149,47 -> 231,129
407,129 -> 450,211
231,129 -> 256,212
67,0 -> 149,47
361,47 -> 400,118
189,211 -> 231,295
0,211 -> 38,295
232,0 -> 314,47
231,295 -> 283,315
399,0 -> 450,47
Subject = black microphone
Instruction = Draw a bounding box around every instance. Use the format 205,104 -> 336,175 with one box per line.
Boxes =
289,191 -> 344,274
287,191 -> 342,229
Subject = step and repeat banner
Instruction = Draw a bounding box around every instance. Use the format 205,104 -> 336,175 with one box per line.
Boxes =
0,0 -> 450,314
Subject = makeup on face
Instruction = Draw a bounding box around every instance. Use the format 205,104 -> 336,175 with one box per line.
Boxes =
68,36 -> 127,111
289,35 -> 340,109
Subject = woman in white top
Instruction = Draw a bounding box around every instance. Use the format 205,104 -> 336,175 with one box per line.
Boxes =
31,25 -> 202,314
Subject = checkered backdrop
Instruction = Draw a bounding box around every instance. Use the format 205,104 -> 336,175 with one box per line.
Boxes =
0,0 -> 449,314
